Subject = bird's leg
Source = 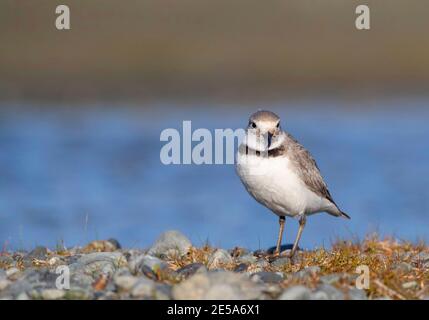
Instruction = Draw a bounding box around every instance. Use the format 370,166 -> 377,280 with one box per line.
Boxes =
290,215 -> 306,258
274,216 -> 286,256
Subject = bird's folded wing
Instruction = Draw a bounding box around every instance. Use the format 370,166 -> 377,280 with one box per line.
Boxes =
286,134 -> 335,205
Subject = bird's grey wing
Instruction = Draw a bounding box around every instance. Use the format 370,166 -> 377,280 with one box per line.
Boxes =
286,134 -> 335,204
285,133 -> 350,219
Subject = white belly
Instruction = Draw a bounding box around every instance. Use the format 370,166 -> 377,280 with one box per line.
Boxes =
236,151 -> 329,217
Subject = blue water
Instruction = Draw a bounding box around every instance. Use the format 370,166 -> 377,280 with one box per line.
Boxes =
0,101 -> 428,251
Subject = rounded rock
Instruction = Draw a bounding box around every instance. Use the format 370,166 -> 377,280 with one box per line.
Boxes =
148,231 -> 192,258
278,285 -> 312,300
207,249 -> 233,269
172,271 -> 264,300
41,289 -> 66,300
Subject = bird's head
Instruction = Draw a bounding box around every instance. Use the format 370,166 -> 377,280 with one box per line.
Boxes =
245,110 -> 284,151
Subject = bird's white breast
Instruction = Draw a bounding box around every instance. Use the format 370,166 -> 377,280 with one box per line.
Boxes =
236,150 -> 327,217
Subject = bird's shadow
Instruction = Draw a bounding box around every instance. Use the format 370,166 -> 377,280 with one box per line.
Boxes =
265,244 -> 298,254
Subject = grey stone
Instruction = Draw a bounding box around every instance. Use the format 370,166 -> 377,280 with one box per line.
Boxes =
114,275 -> 140,291
3,278 -> 33,298
237,253 -> 257,264
415,252 -> 429,263
24,268 -> 58,285
114,267 -> 133,277
229,247 -> 250,257
374,296 -> 392,300
411,252 -> 429,268
172,271 -> 264,300
207,249 -> 233,269
271,257 -> 291,268
311,290 -> 330,300
312,284 -> 344,300
233,263 -> 248,273
70,252 -> 127,277
278,285 -> 312,300
394,262 -> 413,272
153,283 -> 173,300
402,281 -> 418,290
106,238 -> 121,250
347,287 -> 368,300
0,256 -> 14,266
294,266 -> 321,279
16,292 -> 30,300
128,254 -> 175,280
129,254 -> 165,273
69,273 -> 96,289
247,259 -> 269,274
251,272 -> 283,284
2,268 -> 57,298
0,279 -> 11,291
41,289 -> 66,300
177,263 -> 207,278
26,246 -> 48,260
264,284 -> 283,297
320,273 -> 342,285
148,230 -> 192,258
131,278 -> 156,298
63,289 -> 93,300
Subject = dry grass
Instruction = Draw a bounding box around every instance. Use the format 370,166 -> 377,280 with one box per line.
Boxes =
165,234 -> 429,300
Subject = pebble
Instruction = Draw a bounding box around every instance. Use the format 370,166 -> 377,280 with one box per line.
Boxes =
347,287 -> 368,300
402,281 -> 418,290
312,284 -> 344,300
271,257 -> 291,268
129,254 -> 166,273
172,271 -> 264,300
207,249 -> 233,269
26,246 -> 48,260
251,272 -> 284,284
0,256 -> 14,266
247,259 -> 269,274
294,266 -> 321,279
41,289 -> 66,300
320,273 -> 342,285
237,253 -> 257,264
233,263 -> 248,273
63,289 -> 93,300
82,239 -> 121,253
147,230 -> 192,258
176,263 -> 207,278
131,278 -> 155,298
114,275 -> 140,291
394,262 -> 413,272
71,252 -> 127,277
129,254 -> 176,280
278,285 -> 312,300
0,279 -> 11,291
16,292 -> 30,300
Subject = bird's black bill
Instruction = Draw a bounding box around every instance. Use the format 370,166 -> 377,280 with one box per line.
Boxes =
267,133 -> 273,148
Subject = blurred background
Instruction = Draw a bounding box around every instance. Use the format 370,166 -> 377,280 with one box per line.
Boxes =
0,0 -> 428,250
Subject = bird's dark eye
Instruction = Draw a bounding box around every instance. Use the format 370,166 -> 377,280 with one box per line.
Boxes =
276,122 -> 280,128
250,122 -> 257,128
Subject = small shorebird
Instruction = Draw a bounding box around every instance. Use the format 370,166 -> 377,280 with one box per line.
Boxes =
236,110 -> 350,257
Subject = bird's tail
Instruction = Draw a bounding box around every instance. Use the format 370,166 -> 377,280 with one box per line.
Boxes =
340,211 -> 351,219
